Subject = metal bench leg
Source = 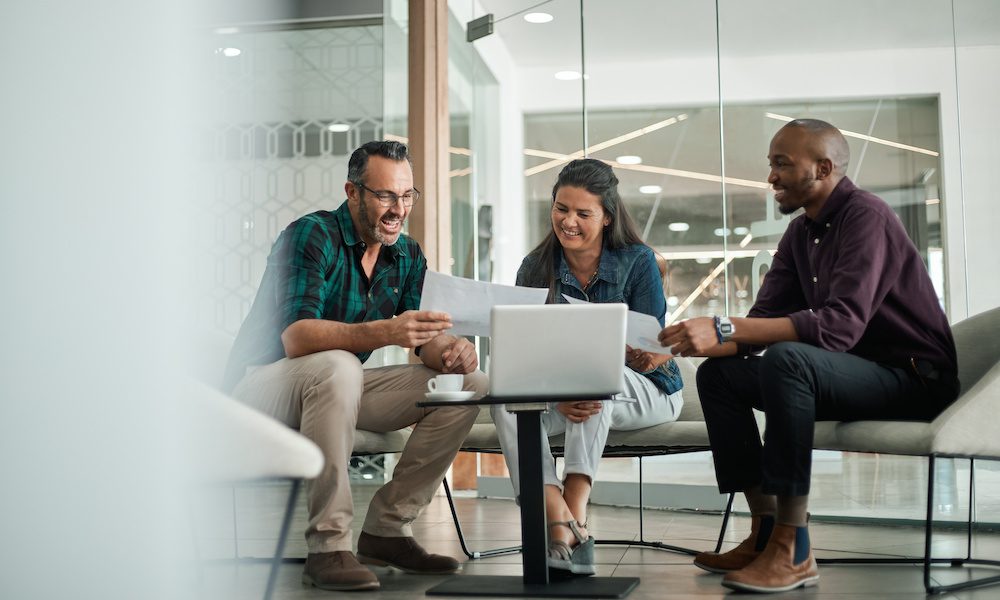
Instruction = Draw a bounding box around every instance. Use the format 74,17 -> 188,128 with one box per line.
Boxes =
714,492 -> 735,553
264,479 -> 300,600
443,477 -> 521,560
921,456 -> 1000,594
595,457 -> 735,557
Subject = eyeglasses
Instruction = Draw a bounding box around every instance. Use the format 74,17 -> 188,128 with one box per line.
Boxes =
357,183 -> 420,208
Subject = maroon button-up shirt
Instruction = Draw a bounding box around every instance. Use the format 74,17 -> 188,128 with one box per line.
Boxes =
749,177 -> 957,373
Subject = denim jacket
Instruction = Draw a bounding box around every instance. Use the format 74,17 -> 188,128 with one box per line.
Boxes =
516,243 -> 684,396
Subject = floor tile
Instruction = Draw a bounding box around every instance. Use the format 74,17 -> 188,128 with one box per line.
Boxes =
193,483 -> 1000,599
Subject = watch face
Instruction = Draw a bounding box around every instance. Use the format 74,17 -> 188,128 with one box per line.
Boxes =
721,323 -> 734,334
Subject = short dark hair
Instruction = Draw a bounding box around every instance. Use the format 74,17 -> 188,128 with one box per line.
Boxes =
347,140 -> 411,185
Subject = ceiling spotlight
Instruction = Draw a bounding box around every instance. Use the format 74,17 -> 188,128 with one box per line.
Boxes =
217,47 -> 242,57
714,227 -> 732,237
733,226 -> 749,235
667,222 -> 690,232
554,70 -> 581,81
639,185 -> 662,194
524,12 -> 553,23
327,123 -> 350,133
616,155 -> 642,165
666,296 -> 679,307
695,257 -> 712,264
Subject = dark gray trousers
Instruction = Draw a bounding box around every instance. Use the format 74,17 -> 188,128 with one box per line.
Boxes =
696,342 -> 958,496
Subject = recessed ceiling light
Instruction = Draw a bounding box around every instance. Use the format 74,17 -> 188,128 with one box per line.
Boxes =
695,257 -> 712,264
733,226 -> 749,235
524,12 -> 553,23
554,70 -> 581,81
327,123 -> 350,133
668,222 -> 690,232
639,185 -> 662,194
714,227 -> 732,237
666,296 -> 679,307
616,155 -> 642,165
217,47 -> 241,57
214,27 -> 239,35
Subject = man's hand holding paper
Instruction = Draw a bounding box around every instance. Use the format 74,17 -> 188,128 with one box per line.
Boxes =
419,270 -> 548,336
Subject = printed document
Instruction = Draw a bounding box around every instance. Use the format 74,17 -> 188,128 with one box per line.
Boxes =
561,294 -> 672,355
419,270 -> 548,336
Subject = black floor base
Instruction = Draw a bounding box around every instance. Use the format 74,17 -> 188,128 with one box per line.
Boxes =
426,575 -> 640,598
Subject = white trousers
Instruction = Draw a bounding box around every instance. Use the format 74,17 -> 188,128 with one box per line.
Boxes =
490,368 -> 683,494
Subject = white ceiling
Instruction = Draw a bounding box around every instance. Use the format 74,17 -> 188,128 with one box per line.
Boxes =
476,0 -> 1000,70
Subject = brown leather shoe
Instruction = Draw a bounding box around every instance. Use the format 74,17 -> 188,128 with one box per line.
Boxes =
357,531 -> 461,574
721,523 -> 819,593
694,514 -> 774,574
302,551 -> 380,591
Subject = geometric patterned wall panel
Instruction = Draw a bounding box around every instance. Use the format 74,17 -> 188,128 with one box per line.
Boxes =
204,25 -> 384,335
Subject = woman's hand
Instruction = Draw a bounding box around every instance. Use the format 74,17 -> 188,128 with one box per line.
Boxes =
556,401 -> 602,423
625,345 -> 672,374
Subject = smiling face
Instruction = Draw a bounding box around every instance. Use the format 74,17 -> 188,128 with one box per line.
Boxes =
346,155 -> 414,246
551,185 -> 610,254
766,123 -> 847,219
767,126 -> 825,216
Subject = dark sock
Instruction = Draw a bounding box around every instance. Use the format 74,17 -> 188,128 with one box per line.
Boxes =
793,526 -> 810,564
754,514 -> 775,551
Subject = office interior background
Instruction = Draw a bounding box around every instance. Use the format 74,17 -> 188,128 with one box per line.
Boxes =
2,0 -> 999,598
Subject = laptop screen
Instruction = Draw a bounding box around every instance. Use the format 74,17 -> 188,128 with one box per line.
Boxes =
488,303 -> 627,398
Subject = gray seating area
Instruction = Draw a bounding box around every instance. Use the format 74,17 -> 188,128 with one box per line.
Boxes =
448,306 -> 1000,594
212,306 -> 1000,594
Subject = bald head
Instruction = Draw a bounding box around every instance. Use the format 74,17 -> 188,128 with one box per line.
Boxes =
767,119 -> 851,218
781,119 -> 850,176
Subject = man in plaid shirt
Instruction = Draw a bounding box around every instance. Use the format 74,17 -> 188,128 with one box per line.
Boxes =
224,141 -> 486,592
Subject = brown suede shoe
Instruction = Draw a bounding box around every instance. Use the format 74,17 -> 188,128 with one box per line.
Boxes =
302,551 -> 380,591
694,514 -> 774,574
356,531 -> 461,574
721,523 -> 819,593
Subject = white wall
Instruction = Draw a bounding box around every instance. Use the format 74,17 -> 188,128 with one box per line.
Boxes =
450,1 -> 527,284
955,45 -> 1000,317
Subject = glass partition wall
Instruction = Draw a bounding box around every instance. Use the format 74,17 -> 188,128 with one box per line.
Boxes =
205,0 -> 998,520
460,0 -> 998,522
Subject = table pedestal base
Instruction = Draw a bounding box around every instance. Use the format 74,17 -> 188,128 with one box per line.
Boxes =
426,575 -> 640,598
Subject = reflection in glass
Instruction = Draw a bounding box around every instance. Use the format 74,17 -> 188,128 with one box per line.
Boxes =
525,100 -> 944,320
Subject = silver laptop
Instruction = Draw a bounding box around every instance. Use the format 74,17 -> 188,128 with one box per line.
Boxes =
488,303 -> 627,398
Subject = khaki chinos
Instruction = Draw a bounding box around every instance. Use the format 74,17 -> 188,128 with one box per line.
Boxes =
232,349 -> 486,553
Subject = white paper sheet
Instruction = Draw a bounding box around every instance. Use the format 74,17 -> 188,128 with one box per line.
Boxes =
561,294 -> 672,355
419,270 -> 549,336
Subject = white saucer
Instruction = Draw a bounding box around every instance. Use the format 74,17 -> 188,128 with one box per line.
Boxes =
424,390 -> 476,402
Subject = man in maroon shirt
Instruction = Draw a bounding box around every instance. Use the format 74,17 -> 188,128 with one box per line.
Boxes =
659,119 -> 959,594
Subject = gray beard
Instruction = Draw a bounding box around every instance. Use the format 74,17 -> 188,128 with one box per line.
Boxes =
359,201 -> 399,246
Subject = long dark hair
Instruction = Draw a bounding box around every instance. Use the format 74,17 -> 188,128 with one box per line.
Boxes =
522,158 -> 646,293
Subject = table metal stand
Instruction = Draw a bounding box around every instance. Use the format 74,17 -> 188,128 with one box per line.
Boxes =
418,395 -> 639,598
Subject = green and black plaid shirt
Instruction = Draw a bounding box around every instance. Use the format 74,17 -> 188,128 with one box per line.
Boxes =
223,202 -> 426,392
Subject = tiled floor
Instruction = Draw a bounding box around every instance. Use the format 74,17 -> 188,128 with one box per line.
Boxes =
193,462 -> 1000,600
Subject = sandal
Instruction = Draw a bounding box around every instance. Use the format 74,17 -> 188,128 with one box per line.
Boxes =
546,520 -> 595,576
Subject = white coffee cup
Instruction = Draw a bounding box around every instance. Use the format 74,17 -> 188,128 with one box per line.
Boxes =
427,373 -> 464,394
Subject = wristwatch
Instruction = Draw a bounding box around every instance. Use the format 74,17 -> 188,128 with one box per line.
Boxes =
714,315 -> 735,343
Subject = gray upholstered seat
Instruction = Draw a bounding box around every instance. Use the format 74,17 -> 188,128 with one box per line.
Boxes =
813,305 -> 1000,458
461,356 -> 715,456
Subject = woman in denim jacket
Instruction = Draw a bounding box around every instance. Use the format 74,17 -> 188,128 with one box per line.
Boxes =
491,159 -> 684,575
